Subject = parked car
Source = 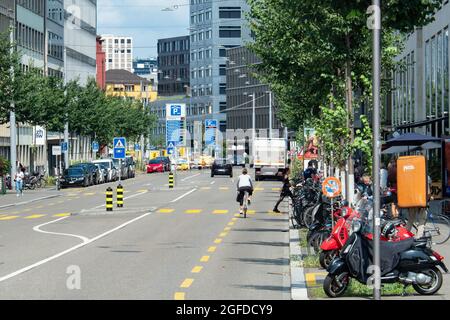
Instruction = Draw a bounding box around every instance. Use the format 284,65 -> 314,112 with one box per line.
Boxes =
211,159 -> 233,178
72,163 -> 100,185
69,164 -> 93,185
94,163 -> 108,184
154,156 -> 171,171
177,159 -> 190,171
147,159 -> 165,173
125,156 -> 136,178
112,158 -> 128,180
92,159 -> 117,182
60,167 -> 91,188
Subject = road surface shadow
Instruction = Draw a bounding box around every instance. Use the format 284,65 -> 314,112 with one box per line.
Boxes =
110,250 -> 143,253
231,241 -> 289,247
228,257 -> 289,266
233,228 -> 289,233
231,284 -> 290,292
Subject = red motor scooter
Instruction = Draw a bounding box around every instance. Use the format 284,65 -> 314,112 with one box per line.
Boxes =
319,207 -> 414,269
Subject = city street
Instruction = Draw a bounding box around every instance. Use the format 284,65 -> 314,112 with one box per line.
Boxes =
0,169 -> 290,299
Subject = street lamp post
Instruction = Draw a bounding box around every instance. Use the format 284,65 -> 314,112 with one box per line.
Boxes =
370,0 -> 382,301
268,91 -> 273,139
7,6 -> 17,185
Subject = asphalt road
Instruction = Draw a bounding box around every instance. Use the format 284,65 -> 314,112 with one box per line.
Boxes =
0,168 -> 290,300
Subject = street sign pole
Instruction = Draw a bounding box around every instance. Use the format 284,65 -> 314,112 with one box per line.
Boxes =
370,0 -> 382,301
119,159 -> 122,183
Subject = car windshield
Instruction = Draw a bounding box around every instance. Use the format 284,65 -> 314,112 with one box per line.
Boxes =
215,159 -> 227,165
66,168 -> 83,176
94,161 -> 110,168
178,160 -> 187,164
149,160 -> 162,164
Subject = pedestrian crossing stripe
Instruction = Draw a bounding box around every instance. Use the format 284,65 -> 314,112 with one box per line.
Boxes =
219,232 -> 228,237
219,187 -> 229,190
214,238 -> 222,244
191,266 -> 203,273
247,210 -> 256,215
255,188 -> 264,191
25,214 -> 47,219
200,256 -> 210,262
201,187 -> 211,190
180,278 -> 194,288
0,216 -> 19,220
272,188 -> 282,191
53,213 -> 71,217
207,246 -> 216,252
305,272 -> 328,287
268,210 -> 283,216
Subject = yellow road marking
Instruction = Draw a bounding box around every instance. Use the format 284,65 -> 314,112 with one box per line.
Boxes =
180,278 -> 194,288
219,187 -> 229,190
234,213 -> 241,217
138,189 -> 147,193
207,246 -> 216,252
232,217 -> 238,221
25,214 -> 46,219
174,292 -> 185,300
53,213 -> 71,217
158,208 -> 175,213
272,188 -> 281,191
228,222 -> 235,226
268,210 -> 283,216
213,210 -> 228,214
0,216 -> 19,221
185,209 -> 202,214
247,210 -> 256,215
219,232 -> 228,237
200,255 -> 210,262
214,238 -> 222,244
224,227 -> 231,231
255,188 -> 264,191
191,266 -> 203,273
306,273 -> 317,287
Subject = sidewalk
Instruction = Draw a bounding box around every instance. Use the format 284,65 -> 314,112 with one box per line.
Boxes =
0,188 -> 61,209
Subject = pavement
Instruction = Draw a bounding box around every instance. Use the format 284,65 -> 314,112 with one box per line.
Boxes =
0,169 -> 292,299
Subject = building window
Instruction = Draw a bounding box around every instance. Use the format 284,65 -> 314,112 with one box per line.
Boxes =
219,26 -> 241,38
220,64 -> 227,76
219,7 -> 241,19
219,83 -> 226,95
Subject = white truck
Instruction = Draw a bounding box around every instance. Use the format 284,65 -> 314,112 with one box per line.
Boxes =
253,138 -> 287,181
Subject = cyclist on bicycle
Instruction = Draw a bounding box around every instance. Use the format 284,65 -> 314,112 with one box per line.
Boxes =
236,168 -> 253,214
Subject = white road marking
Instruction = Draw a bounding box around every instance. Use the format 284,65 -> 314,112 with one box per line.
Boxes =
33,217 -> 89,242
0,211 -> 154,283
170,188 -> 197,203
181,173 -> 200,182
210,181 -> 216,185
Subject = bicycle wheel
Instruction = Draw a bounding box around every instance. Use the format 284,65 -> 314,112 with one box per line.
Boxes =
426,214 -> 450,245
243,192 -> 248,218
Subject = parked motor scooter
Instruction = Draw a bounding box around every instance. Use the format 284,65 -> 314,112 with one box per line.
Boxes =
323,218 -> 447,298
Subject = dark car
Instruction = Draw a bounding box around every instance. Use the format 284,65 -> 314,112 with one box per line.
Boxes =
71,163 -> 100,185
211,159 -> 233,178
154,156 -> 171,172
125,156 -> 136,178
60,167 -> 90,188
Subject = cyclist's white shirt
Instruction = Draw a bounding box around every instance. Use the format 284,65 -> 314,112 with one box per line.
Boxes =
237,174 -> 253,189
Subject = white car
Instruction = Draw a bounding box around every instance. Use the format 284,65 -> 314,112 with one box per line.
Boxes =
92,159 -> 117,182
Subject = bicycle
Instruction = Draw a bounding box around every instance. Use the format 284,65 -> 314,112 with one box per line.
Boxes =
242,191 -> 249,218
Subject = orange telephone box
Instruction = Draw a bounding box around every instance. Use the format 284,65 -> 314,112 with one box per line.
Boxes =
397,155 -> 427,208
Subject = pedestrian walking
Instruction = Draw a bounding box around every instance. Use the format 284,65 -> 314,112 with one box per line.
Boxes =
273,168 -> 293,213
14,168 -> 24,197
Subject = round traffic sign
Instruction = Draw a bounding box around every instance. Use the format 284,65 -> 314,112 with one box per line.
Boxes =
322,177 -> 342,198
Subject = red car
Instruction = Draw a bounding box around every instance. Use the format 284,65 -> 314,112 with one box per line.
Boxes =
147,159 -> 165,173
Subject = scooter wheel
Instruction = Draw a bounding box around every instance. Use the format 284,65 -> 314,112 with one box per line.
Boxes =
323,273 -> 350,298
412,267 -> 443,295
319,250 -> 338,270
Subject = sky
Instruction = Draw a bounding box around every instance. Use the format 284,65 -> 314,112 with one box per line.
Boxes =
97,0 -> 190,59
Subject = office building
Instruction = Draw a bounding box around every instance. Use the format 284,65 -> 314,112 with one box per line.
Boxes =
64,0 -> 97,85
189,0 -> 252,132
390,1 -> 450,195
157,36 -> 190,96
101,34 -> 133,72
226,46 -> 282,132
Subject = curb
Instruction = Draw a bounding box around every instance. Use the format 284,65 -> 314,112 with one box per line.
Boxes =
0,194 -> 61,210
290,228 -> 309,300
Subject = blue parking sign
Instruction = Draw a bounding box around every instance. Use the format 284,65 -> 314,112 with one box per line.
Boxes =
61,142 -> 68,152
92,141 -> 99,152
171,105 -> 182,116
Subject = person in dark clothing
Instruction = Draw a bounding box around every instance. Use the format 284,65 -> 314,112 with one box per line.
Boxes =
303,161 -> 317,180
273,169 -> 293,213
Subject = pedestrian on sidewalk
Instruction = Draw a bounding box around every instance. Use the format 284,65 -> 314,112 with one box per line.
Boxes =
14,168 -> 24,197
273,168 -> 293,213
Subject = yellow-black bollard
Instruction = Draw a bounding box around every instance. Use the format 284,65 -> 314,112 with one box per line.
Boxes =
117,184 -> 124,207
106,187 -> 113,211
169,172 -> 174,189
